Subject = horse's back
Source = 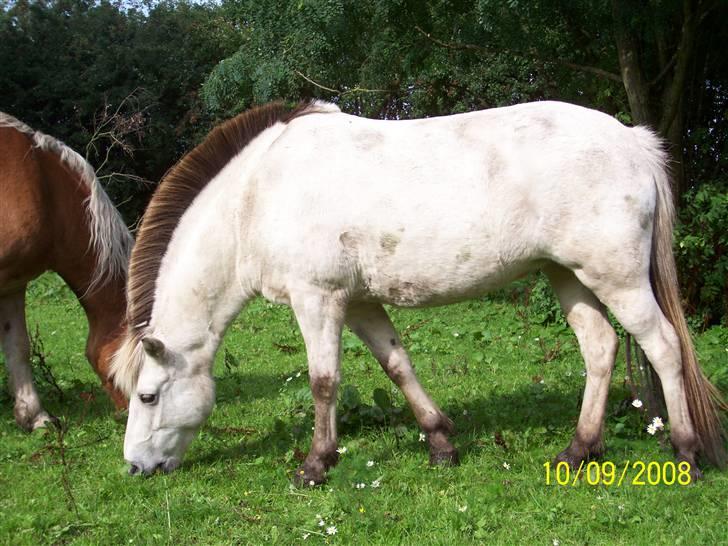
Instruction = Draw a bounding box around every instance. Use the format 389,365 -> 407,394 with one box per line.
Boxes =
0,127 -> 52,293
245,102 -> 663,305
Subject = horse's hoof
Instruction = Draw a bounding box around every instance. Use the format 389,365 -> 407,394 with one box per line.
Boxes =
292,466 -> 326,487
552,449 -> 584,469
676,454 -> 702,483
16,405 -> 54,432
430,448 -> 460,466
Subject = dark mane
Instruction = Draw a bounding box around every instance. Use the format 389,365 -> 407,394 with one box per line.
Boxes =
126,100 -> 326,338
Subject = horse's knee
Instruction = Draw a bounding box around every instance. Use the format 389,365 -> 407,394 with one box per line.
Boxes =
310,372 -> 339,402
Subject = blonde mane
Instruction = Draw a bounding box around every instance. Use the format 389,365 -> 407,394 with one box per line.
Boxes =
0,112 -> 133,292
111,100 -> 340,395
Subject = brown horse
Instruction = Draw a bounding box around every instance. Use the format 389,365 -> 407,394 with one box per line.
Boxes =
0,113 -> 132,430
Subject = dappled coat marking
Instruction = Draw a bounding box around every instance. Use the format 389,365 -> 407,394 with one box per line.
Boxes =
112,100 -> 725,481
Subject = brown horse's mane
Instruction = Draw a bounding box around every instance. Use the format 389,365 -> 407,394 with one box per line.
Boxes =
112,100 -> 338,395
0,112 -> 132,292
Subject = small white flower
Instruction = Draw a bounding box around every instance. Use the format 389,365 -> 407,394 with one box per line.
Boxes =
366,460 -> 375,468
651,416 -> 664,430
302,533 -> 310,540
286,376 -> 293,382
534,337 -> 540,342
355,482 -> 366,489
318,519 -> 325,527
502,461 -> 511,470
539,379 -> 545,384
553,540 -> 560,546
632,399 -> 643,409
618,504 -> 625,511
296,371 -> 302,378
453,332 -> 460,337
458,505 -> 468,513
336,446 -> 348,454
309,480 -> 315,486
371,478 -> 381,488
326,526 -> 337,535
646,424 -> 657,435
419,432 -> 427,442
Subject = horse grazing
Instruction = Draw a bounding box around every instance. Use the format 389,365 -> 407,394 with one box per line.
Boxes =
112,100 -> 725,482
0,113 -> 133,430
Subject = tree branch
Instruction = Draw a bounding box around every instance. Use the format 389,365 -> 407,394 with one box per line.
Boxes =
414,25 -> 621,82
293,70 -> 388,95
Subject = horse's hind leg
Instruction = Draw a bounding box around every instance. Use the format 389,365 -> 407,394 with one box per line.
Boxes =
545,265 -> 619,466
346,302 -> 458,465
0,289 -> 52,431
575,269 -> 701,476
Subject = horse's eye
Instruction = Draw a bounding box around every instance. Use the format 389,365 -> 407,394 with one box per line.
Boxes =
139,393 -> 157,405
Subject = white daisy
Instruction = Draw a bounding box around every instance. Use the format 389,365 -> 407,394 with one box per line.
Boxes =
632,399 -> 643,409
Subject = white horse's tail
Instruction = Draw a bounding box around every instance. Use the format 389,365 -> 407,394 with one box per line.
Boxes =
634,127 -> 727,467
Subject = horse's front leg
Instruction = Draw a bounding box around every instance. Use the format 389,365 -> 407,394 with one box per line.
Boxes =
290,289 -> 347,486
346,302 -> 458,465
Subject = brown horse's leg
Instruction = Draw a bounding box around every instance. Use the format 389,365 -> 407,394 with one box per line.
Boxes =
290,289 -> 347,486
346,302 -> 458,466
545,266 -> 618,467
0,289 -> 53,431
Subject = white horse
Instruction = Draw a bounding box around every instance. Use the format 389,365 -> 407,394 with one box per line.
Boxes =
111,100 -> 725,482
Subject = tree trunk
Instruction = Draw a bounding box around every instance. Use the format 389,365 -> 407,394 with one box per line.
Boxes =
611,0 -> 654,126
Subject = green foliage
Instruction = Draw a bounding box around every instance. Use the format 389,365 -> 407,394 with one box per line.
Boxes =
675,180 -> 728,327
338,384 -> 410,433
0,0 -> 240,220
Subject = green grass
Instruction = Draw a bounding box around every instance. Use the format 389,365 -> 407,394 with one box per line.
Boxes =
1,273 -> 727,545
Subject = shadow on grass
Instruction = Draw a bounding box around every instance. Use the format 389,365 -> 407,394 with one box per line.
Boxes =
188,382 -> 587,468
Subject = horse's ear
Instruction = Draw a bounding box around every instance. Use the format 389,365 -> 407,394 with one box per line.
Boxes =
141,336 -> 167,361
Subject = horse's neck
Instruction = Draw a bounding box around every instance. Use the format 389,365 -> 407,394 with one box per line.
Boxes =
149,180 -> 251,366
41,151 -> 127,358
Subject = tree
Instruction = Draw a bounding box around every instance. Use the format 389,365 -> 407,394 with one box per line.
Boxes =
0,0 -> 241,219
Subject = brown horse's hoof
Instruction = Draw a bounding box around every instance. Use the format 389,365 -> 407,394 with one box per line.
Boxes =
430,448 -> 460,466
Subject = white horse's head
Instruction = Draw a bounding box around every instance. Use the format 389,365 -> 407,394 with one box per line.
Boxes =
123,336 -> 215,475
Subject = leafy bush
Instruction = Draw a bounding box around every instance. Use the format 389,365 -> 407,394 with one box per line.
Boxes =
674,180 -> 728,327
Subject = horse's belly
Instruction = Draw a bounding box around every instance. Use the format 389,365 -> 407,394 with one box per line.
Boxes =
356,251 -> 543,307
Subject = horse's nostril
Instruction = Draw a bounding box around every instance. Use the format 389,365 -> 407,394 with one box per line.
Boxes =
128,464 -> 140,476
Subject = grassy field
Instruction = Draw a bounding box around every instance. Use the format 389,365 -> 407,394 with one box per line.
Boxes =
1,273 -> 727,545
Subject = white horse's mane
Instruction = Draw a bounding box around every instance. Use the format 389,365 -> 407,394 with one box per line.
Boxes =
0,112 -> 133,292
